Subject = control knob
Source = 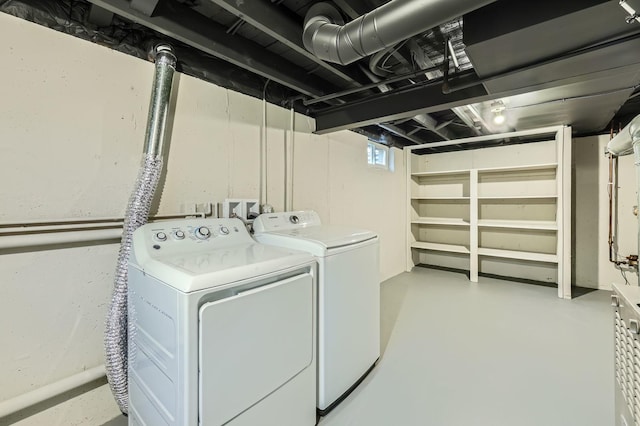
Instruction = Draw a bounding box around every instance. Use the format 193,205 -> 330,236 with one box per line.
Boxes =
195,226 -> 211,240
219,226 -> 230,235
155,231 -> 167,242
174,230 -> 185,240
290,215 -> 299,224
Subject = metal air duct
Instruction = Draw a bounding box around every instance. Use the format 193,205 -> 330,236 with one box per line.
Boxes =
104,44 -> 177,414
302,0 -> 498,65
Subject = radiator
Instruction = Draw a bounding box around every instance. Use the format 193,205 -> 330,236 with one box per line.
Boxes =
613,284 -> 640,426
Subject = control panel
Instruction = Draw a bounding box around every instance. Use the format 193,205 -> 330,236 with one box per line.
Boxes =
253,210 -> 322,233
133,218 -> 254,258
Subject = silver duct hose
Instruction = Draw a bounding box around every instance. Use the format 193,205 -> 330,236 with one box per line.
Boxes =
302,0 -> 498,65
105,44 -> 177,414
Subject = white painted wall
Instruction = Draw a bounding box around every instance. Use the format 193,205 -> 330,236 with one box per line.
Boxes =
573,134 -> 638,290
0,14 -> 405,425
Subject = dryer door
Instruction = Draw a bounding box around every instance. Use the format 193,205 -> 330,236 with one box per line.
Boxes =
198,273 -> 313,425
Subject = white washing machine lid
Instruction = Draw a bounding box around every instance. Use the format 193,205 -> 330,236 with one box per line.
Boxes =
130,218 -> 314,293
146,243 -> 313,293
254,225 -> 377,257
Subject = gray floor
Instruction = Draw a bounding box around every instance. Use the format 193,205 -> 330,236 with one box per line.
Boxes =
320,268 -> 613,426
103,268 -> 614,426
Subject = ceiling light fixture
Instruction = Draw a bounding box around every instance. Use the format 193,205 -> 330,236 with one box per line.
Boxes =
490,101 -> 506,125
619,0 -> 640,23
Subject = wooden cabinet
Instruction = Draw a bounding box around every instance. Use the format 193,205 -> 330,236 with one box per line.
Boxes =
405,126 -> 572,298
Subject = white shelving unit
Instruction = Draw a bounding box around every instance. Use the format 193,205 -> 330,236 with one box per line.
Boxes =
411,242 -> 470,254
405,126 -> 572,299
412,218 -> 470,226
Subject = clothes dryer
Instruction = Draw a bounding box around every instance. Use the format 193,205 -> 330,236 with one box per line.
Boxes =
128,218 -> 317,426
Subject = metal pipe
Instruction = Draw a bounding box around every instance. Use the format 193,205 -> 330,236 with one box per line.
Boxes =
143,45 -> 177,157
302,0 -> 497,65
285,106 -> 295,211
608,153 -> 625,265
0,211 -> 209,230
0,365 -> 105,419
608,114 -> 640,156
260,93 -> 268,208
634,140 -> 640,272
105,44 -> 177,415
447,39 -> 460,69
0,212 -> 210,251
0,229 -> 122,250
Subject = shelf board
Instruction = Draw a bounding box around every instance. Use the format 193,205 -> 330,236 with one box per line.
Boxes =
477,219 -> 557,231
412,196 -> 470,200
478,247 -> 558,263
411,242 -> 470,254
478,195 -> 557,200
412,169 -> 469,177
412,217 -> 470,226
476,163 -> 558,173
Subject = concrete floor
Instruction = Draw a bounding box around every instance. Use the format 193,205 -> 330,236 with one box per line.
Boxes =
320,267 -> 613,426
103,268 -> 614,426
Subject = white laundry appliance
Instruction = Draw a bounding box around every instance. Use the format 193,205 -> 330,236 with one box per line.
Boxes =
253,210 -> 380,414
127,218 -> 317,426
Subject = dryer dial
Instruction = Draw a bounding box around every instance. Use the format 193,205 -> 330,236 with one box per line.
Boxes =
195,226 -> 211,240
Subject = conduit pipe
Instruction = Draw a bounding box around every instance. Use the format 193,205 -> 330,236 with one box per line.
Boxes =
302,0 -> 497,65
0,365 -> 105,419
105,44 -> 177,414
260,96 -> 268,208
0,229 -> 122,250
284,106 -> 295,211
0,212 -> 209,251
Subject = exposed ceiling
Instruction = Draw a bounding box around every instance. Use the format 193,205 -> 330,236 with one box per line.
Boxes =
4,0 -> 640,148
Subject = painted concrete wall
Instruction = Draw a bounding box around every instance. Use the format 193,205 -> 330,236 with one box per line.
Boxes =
573,134 -> 638,290
0,14 -> 405,425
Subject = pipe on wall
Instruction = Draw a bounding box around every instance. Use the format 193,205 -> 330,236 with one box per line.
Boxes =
0,365 -> 105,419
0,212 -> 210,251
0,229 -> 122,250
608,114 -> 640,156
260,95 -> 268,209
302,0 -> 497,65
284,106 -> 295,211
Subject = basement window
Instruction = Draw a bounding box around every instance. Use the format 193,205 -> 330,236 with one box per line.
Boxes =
367,141 -> 390,169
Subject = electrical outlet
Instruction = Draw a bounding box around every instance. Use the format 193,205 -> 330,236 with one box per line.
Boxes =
222,199 -> 259,220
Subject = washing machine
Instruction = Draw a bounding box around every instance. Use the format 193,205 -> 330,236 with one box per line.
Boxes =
127,218 -> 317,426
253,210 -> 380,414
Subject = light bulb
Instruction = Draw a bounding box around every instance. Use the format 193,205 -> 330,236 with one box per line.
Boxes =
493,113 -> 506,125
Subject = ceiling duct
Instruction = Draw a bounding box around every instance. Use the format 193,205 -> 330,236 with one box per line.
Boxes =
302,0 -> 498,65
463,0 -> 640,133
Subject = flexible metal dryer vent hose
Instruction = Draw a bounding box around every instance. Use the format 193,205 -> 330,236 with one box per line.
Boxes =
104,44 -> 177,414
